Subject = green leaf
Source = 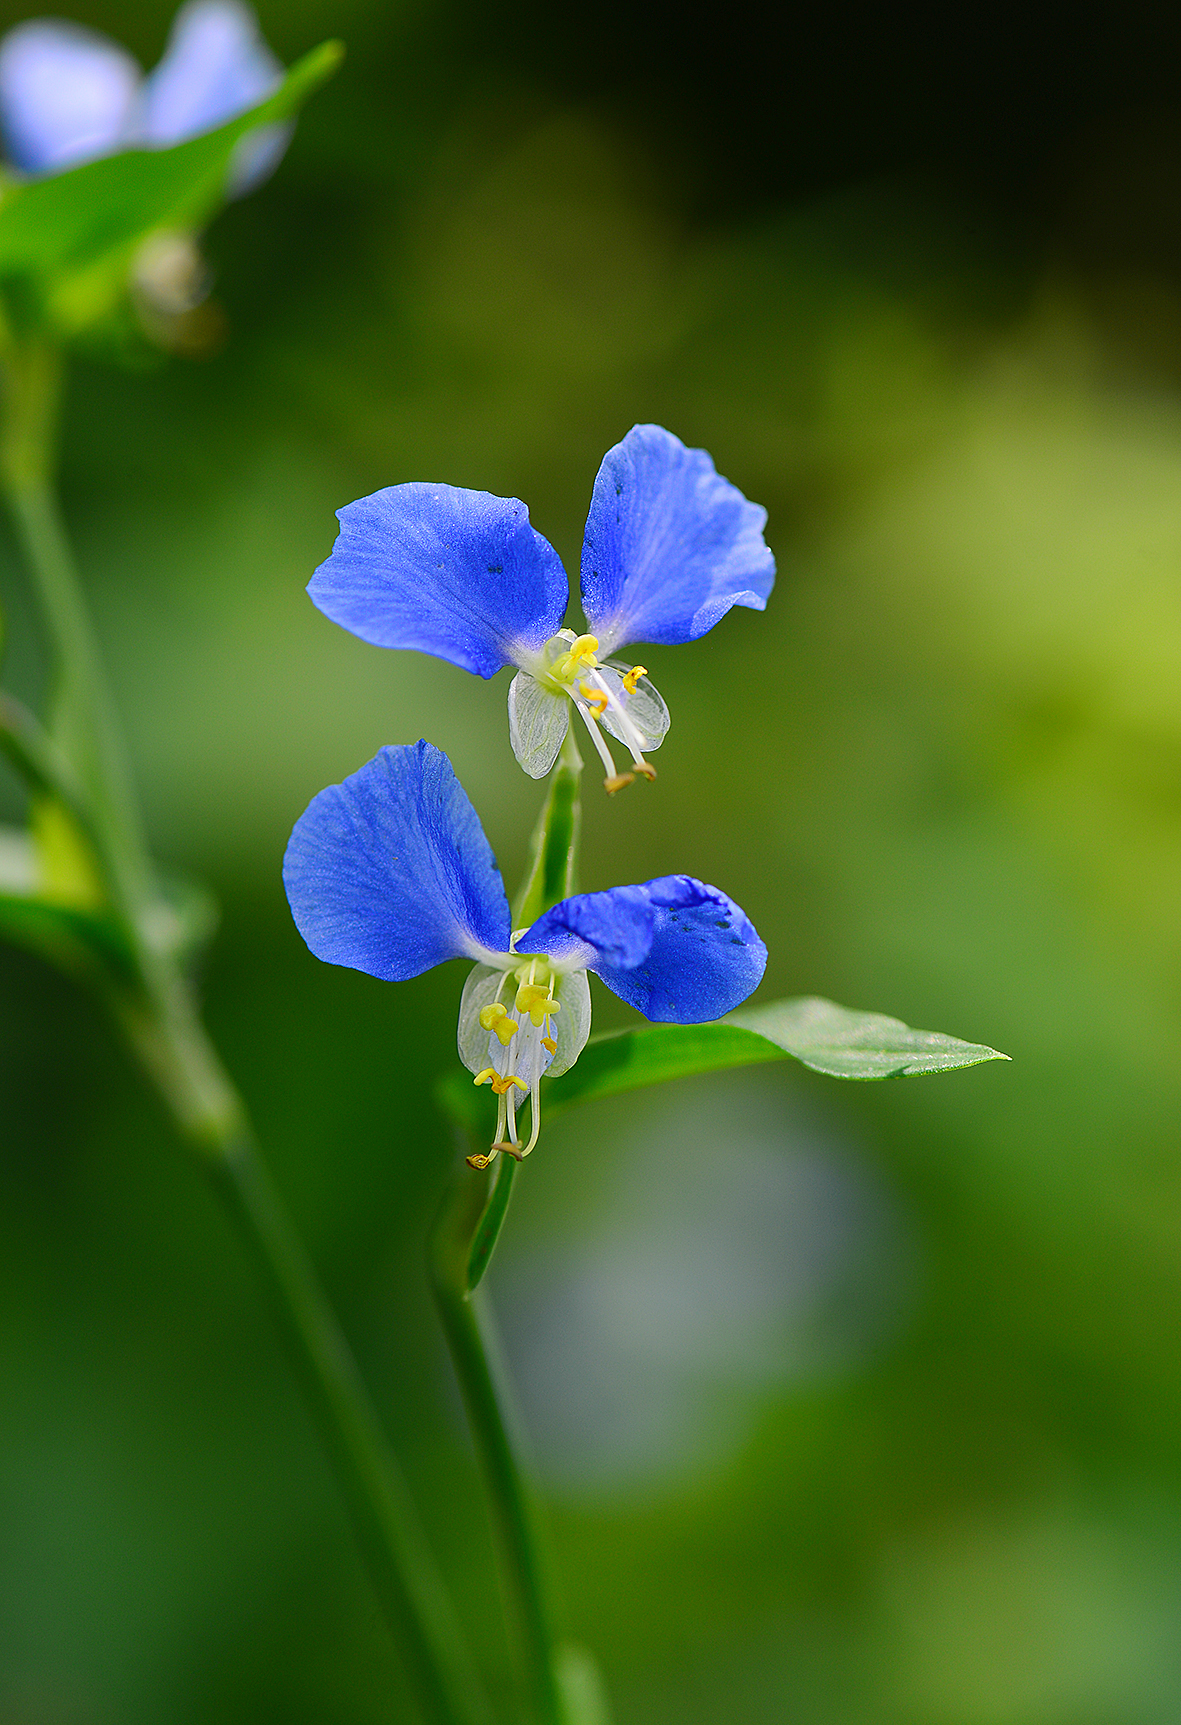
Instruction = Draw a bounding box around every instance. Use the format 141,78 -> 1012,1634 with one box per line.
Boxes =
0,887 -> 136,982
0,40 -> 343,330
435,995 -> 1009,1133
726,996 -> 1011,1079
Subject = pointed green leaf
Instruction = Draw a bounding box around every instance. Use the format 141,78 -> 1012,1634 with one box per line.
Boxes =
436,995 -> 1008,1133
0,39 -> 342,326
726,996 -> 1010,1079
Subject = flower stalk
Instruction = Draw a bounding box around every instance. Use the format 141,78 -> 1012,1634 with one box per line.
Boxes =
0,332 -> 490,1725
430,1155 -> 565,1725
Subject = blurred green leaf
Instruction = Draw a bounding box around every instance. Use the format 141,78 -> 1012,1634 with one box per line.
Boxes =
0,39 -> 343,331
436,995 -> 1008,1131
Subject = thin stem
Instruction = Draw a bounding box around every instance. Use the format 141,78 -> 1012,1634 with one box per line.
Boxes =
210,1124 -> 492,1725
0,338 -> 491,1725
430,1163 -> 564,1725
1,342 -> 150,919
467,1153 -> 517,1292
513,724 -> 582,928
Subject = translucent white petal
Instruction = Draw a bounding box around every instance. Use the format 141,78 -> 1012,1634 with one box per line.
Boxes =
548,967 -> 591,1077
508,671 -> 569,778
457,963 -> 509,1074
596,661 -> 670,752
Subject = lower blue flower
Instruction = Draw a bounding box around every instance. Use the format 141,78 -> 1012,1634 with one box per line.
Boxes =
283,741 -> 768,1166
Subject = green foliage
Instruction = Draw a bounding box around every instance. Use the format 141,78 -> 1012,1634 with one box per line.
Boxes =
727,995 -> 1010,1078
0,39 -> 343,336
438,995 -> 1007,1133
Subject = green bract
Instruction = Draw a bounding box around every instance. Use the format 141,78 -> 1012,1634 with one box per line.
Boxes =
0,37 -> 341,337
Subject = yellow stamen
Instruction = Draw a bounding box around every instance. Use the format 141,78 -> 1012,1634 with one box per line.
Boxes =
466,1150 -> 495,1170
515,982 -> 560,1026
632,761 -> 657,782
478,1001 -> 519,1045
541,1035 -> 557,1054
578,680 -> 609,718
604,771 -> 635,794
551,633 -> 600,682
622,664 -> 647,694
473,1067 -> 527,1094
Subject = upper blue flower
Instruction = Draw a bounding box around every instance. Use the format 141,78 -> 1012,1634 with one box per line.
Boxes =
283,740 -> 767,1163
306,425 -> 776,791
0,1 -> 286,190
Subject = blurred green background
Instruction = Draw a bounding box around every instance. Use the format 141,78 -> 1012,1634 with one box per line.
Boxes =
5,0 -> 1181,1718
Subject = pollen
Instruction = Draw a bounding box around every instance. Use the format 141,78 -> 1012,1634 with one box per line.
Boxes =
478,1001 -> 518,1046
622,664 -> 647,693
551,633 -> 600,682
515,982 -> 560,1026
473,1067 -> 528,1094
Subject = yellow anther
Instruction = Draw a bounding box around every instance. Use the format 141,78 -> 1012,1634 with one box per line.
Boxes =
466,1151 -> 494,1170
622,664 -> 647,694
550,633 -> 600,683
478,1002 -> 518,1046
578,680 -> 609,718
515,982 -> 560,1027
632,760 -> 657,782
604,771 -> 635,794
473,1067 -> 527,1093
541,1035 -> 557,1054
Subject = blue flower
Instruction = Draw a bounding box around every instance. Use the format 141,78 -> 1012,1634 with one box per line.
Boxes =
306,425 -> 776,792
0,0 -> 287,191
283,741 -> 767,1166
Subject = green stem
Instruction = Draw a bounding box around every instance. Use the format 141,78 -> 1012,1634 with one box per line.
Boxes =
513,725 -> 582,928
1,341 -> 150,919
0,337 -> 490,1725
430,1162 -> 564,1725
467,1153 -> 517,1292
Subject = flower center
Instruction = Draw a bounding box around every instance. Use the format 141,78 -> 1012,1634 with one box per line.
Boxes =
535,630 -> 659,795
467,960 -> 562,1169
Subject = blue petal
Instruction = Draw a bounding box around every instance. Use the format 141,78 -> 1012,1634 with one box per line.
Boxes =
308,483 -> 570,679
580,424 -> 776,654
520,875 -> 766,1022
516,884 -> 654,971
283,741 -> 511,981
139,1 -> 275,134
0,20 -> 140,174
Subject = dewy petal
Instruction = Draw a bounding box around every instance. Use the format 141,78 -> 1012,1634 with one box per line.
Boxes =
521,875 -> 766,1022
580,424 -> 776,654
308,484 -> 570,680
507,671 -> 569,778
283,740 -> 512,981
0,20 -> 140,175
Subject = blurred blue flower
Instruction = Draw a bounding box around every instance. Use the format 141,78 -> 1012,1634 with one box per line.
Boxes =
0,0 -> 287,191
307,425 -> 776,791
283,740 -> 767,1164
